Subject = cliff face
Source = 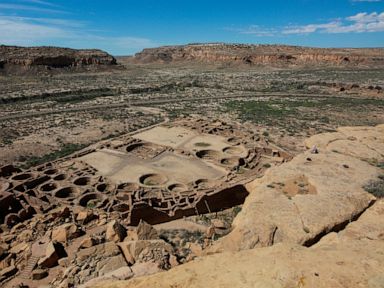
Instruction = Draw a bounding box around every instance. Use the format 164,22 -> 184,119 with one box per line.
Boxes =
0,45 -> 117,73
133,44 -> 384,67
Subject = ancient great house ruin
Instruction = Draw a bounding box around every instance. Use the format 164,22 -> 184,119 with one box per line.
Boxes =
0,118 -> 290,228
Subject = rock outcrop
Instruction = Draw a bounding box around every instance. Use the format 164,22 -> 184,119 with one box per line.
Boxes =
0,45 -> 117,74
93,124 -> 384,288
132,43 -> 384,67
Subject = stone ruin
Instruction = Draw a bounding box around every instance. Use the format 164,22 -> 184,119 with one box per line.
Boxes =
0,118 -> 291,228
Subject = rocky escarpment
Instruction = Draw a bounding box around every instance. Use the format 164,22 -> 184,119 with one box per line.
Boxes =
93,124 -> 384,288
0,45 -> 117,74
132,43 -> 384,67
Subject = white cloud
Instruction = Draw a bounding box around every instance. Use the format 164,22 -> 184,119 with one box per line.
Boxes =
283,11 -> 384,34
0,3 -> 66,14
19,0 -> 60,7
227,25 -> 277,37
351,0 -> 382,2
230,11 -> 384,37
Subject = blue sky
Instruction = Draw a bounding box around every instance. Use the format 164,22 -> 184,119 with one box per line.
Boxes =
0,0 -> 383,55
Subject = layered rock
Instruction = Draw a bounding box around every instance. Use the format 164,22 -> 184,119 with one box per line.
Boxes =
132,43 -> 384,67
0,45 -> 117,74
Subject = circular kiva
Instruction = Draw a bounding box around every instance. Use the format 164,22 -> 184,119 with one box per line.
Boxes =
117,182 -> 139,191
112,203 -> 130,212
53,174 -> 67,181
55,187 -> 78,198
78,193 -> 105,208
73,176 -> 91,186
126,142 -> 154,153
195,149 -> 222,161
167,183 -> 188,193
194,179 -> 216,189
11,173 -> 34,181
222,146 -> 244,155
96,183 -> 113,193
39,182 -> 58,192
43,168 -> 58,175
139,173 -> 168,187
226,137 -> 241,145
116,183 -> 139,200
220,157 -> 246,167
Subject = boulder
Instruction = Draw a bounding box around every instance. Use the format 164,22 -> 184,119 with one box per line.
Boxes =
76,242 -> 120,262
76,210 -> 96,224
80,267 -> 133,288
136,220 -> 158,240
38,241 -> 66,268
211,219 -> 228,230
52,223 -> 83,243
106,220 -> 127,242
0,264 -> 18,279
0,245 -> 5,257
9,242 -> 29,254
58,257 -> 69,267
130,261 -> 162,278
79,237 -> 96,249
97,255 -> 128,276
118,240 -> 172,265
32,269 -> 48,280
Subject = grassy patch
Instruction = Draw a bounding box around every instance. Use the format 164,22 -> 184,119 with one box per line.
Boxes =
194,142 -> 211,147
20,143 -> 86,169
364,179 -> 384,198
221,97 -> 384,134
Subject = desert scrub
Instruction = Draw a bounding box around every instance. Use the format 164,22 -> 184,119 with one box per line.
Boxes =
364,178 -> 384,198
20,143 -> 86,169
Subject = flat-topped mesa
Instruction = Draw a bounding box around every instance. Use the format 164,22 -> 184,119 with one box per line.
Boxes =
132,43 -> 384,67
0,45 -> 117,73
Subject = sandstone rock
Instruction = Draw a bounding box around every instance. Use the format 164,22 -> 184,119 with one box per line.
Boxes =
95,208 -> 384,288
38,241 -> 65,268
17,229 -> 34,242
0,253 -> 14,269
0,244 -> 6,257
136,220 -> 158,240
76,242 -> 120,262
80,267 -> 134,288
79,237 -> 96,249
97,255 -> 128,276
130,262 -> 162,278
0,264 -> 18,278
169,255 -> 179,267
52,223 -> 83,243
106,220 -> 127,242
58,257 -> 69,267
76,210 -> 96,224
211,219 -> 227,230
132,44 -> 384,68
124,229 -> 138,242
50,206 -> 70,220
96,239 -> 384,288
118,240 -> 172,265
9,242 -> 29,254
0,45 -> 117,75
32,269 -> 48,280
189,242 -> 203,257
212,147 -> 379,252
